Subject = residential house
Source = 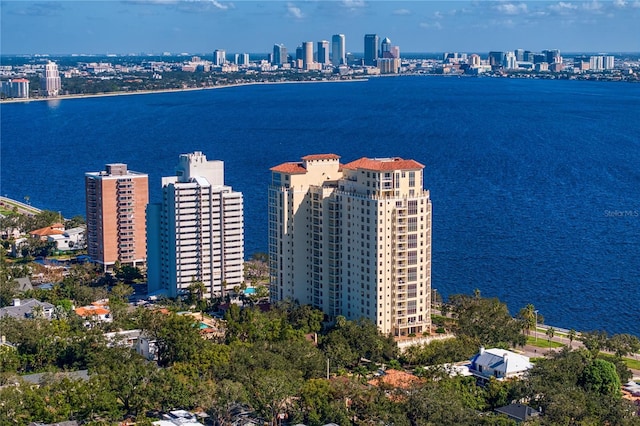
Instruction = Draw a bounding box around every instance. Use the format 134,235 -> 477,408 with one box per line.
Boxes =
469,347 -> 532,382
494,403 -> 540,423
29,223 -> 65,241
75,300 -> 112,325
0,298 -> 54,320
152,410 -> 206,426
47,226 -> 86,251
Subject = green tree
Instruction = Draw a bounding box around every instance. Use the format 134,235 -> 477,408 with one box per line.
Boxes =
115,265 -> 143,283
526,347 -> 635,425
516,304 -> 536,337
545,326 -> 555,346
153,313 -> 203,367
286,302 -> 324,333
406,378 -> 482,425
607,333 -> 640,358
250,369 -> 302,426
568,328 -> 577,349
580,330 -> 609,356
64,215 -> 86,229
187,279 -> 206,304
580,358 -> 621,396
0,270 -> 19,307
209,379 -> 248,425
449,293 -> 525,348
89,346 -> 157,417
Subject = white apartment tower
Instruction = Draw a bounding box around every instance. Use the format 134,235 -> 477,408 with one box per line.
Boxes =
41,61 -> 61,97
269,154 -> 432,336
213,49 -> 227,66
147,151 -> 244,299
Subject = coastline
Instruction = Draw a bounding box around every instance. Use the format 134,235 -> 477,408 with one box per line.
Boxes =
0,78 -> 368,105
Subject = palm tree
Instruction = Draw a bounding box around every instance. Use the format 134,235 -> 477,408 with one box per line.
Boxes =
546,327 -> 555,348
517,304 -> 536,337
188,280 -> 206,303
568,329 -> 577,348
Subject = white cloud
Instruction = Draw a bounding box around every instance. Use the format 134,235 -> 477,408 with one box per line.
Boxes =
548,2 -> 578,14
208,0 -> 230,10
613,0 -> 627,7
581,0 -> 604,12
495,2 -> 528,15
342,0 -> 365,8
419,21 -> 443,30
434,11 -> 443,19
393,8 -> 411,16
287,2 -> 304,19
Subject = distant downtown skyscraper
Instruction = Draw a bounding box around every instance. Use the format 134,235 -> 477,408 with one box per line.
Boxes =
331,34 -> 346,65
317,40 -> 330,65
364,34 -> 379,66
213,49 -> 227,66
85,163 -> 149,271
381,37 -> 392,56
273,44 -> 287,65
268,154 -> 432,336
302,41 -> 314,68
41,61 -> 61,97
146,151 -> 244,299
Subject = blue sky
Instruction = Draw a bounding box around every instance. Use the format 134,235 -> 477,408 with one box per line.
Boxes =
2,1 -> 639,55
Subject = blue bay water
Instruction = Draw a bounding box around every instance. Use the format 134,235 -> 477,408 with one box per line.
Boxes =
1,76 -> 639,335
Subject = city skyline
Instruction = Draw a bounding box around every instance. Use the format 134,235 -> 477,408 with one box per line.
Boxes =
1,1 -> 639,55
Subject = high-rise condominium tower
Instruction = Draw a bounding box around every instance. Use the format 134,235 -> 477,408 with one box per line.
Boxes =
302,41 -> 314,68
331,34 -> 346,65
41,61 -> 61,97
364,34 -> 379,66
268,154 -> 432,336
85,164 -> 149,271
273,44 -> 287,65
213,49 -> 227,66
147,151 -> 244,299
317,40 -> 330,64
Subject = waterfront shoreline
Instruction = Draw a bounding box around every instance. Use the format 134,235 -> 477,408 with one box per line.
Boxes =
0,77 -> 369,104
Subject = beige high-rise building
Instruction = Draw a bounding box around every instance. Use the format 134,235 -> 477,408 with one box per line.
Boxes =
41,61 -> 61,97
85,163 -> 149,271
268,154 -> 432,336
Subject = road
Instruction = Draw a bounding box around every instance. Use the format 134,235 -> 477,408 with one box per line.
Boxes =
0,196 -> 42,216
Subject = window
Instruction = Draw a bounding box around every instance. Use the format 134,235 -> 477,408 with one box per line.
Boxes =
408,200 -> 418,215
409,171 -> 415,187
408,267 -> 417,282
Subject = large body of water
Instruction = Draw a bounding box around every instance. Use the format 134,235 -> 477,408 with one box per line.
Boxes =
1,76 -> 639,335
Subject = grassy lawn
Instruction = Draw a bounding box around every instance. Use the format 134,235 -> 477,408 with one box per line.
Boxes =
623,357 -> 640,371
598,353 -> 640,371
526,336 -> 565,349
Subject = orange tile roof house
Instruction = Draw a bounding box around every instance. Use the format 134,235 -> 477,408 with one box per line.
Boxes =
29,223 -> 65,240
75,301 -> 112,324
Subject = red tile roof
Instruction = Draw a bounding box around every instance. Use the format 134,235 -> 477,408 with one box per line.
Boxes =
29,226 -> 65,237
75,306 -> 110,317
301,153 -> 341,161
270,162 -> 307,174
368,369 -> 422,389
342,157 -> 424,172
